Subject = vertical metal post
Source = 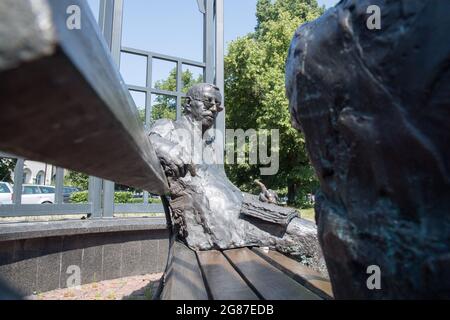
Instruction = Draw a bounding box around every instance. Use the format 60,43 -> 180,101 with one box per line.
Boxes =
204,0 -> 215,83
100,0 -> 124,218
55,167 -> 64,204
111,0 -> 124,65
146,55 -> 153,126
102,180 -> 115,218
143,191 -> 149,204
99,0 -> 124,64
176,61 -> 183,120
44,163 -> 48,185
89,176 -> 103,218
99,0 -> 112,46
12,158 -> 24,205
215,0 -> 225,167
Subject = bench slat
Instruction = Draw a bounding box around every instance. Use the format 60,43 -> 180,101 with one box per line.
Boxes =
252,248 -> 333,299
161,241 -> 208,300
223,248 -> 321,300
197,250 -> 259,300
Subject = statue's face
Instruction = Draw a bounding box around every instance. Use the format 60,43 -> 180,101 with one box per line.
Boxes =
187,86 -> 223,129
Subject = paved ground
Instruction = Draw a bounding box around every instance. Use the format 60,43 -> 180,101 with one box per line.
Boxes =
26,273 -> 162,300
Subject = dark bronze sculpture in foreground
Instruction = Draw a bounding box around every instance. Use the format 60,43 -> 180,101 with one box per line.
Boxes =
149,83 -> 326,274
286,0 -> 450,298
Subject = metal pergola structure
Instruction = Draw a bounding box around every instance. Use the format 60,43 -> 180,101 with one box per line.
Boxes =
0,0 -> 224,219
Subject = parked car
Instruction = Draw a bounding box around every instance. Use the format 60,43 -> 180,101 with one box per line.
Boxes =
21,184 -> 55,204
132,191 -> 143,199
0,182 -> 13,205
63,186 -> 80,203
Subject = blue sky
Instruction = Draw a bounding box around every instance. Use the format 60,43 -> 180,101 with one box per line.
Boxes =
86,0 -> 339,109
318,0 -> 340,9
87,0 -> 339,61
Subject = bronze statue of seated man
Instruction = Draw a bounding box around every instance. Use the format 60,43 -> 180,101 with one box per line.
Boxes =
149,83 -> 326,274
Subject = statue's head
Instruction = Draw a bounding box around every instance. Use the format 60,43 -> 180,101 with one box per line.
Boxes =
184,83 -> 223,130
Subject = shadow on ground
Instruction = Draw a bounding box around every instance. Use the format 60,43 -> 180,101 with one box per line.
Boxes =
122,278 -> 160,300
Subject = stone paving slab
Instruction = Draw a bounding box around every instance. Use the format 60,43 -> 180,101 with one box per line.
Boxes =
26,273 -> 162,300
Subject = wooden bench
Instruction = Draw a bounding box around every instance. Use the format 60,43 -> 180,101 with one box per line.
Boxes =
160,241 -> 333,300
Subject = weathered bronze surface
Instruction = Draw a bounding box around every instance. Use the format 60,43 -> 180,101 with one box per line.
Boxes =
150,83 -> 326,274
254,179 -> 279,204
286,0 -> 450,298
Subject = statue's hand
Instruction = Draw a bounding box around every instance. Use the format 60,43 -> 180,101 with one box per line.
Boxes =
150,132 -> 196,178
157,146 -> 196,178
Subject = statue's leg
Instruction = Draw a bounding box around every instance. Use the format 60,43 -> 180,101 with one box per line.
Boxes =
168,192 -> 216,251
240,214 -> 327,276
279,217 -> 327,276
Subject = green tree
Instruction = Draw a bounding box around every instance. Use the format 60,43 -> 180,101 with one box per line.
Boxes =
224,0 -> 323,207
0,158 -> 17,182
64,171 -> 89,190
152,68 -> 203,121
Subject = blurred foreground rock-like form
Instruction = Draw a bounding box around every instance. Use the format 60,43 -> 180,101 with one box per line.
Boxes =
286,0 -> 450,299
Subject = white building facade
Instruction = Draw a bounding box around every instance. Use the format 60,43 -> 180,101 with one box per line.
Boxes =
15,161 -> 56,185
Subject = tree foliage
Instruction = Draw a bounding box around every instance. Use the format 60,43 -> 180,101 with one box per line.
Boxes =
152,68 -> 203,121
64,171 -> 89,190
224,0 -> 323,207
0,158 -> 17,182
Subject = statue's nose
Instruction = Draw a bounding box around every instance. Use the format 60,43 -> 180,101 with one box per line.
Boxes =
211,101 -> 223,112
210,104 -> 217,112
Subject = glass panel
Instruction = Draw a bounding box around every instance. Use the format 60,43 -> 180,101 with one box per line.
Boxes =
182,64 -> 204,93
129,90 -> 147,123
152,58 -> 177,91
22,168 -> 31,184
23,186 -> 40,194
40,186 -> 55,194
64,187 -> 79,194
122,0 -> 204,61
35,171 -> 45,185
0,183 -> 9,194
151,94 -> 177,121
120,52 -> 147,87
